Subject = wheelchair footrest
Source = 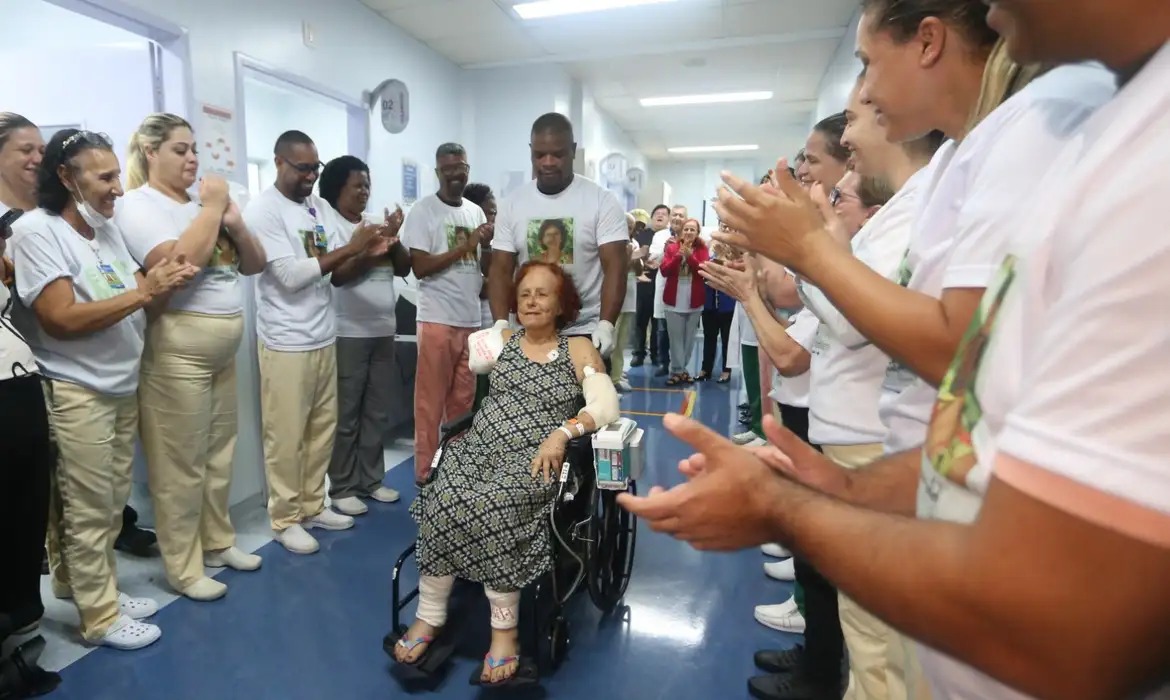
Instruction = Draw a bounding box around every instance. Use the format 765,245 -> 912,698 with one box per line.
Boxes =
468,656 -> 539,688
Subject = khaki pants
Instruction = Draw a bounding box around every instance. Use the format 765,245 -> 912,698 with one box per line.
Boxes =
44,379 -> 138,642
608,311 -> 634,382
258,342 -> 337,531
139,312 -> 243,591
822,443 -> 930,700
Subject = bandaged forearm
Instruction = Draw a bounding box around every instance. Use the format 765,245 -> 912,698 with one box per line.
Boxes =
468,322 -> 508,375
579,368 -> 619,427
269,257 -> 323,292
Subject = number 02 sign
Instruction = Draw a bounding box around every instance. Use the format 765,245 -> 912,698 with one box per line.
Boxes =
371,79 -> 409,134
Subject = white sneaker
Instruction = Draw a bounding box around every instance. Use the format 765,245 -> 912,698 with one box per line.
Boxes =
332,496 -> 368,516
306,507 -> 354,531
370,486 -> 400,503
181,577 -> 227,602
204,546 -> 262,571
732,431 -> 765,446
117,593 -> 159,620
764,559 -> 796,581
755,598 -> 807,633
617,379 -> 632,392
761,543 -> 791,558
99,614 -> 161,650
275,524 -> 319,554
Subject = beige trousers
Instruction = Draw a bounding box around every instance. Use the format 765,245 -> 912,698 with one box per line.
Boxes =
139,312 -> 243,591
822,442 -> 931,700
44,379 -> 138,641
609,311 -> 634,382
258,342 -> 338,531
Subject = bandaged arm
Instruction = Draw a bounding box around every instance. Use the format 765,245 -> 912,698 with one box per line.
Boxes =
578,367 -> 620,428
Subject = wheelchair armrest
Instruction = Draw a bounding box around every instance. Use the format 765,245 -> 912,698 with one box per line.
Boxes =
439,412 -> 475,442
567,435 -> 592,451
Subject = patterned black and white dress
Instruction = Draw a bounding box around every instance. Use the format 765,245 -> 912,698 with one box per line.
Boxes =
410,331 -> 582,592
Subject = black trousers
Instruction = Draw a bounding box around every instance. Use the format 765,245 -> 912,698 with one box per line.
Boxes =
633,281 -> 655,361
779,402 -> 844,688
700,309 -> 734,374
0,375 -> 51,632
653,318 -> 670,366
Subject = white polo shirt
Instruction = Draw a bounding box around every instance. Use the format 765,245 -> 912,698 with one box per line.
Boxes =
913,47 -> 1168,700
879,62 -> 1117,455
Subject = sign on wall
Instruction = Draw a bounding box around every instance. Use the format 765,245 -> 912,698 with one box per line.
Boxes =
402,159 -> 419,205
371,79 -> 410,134
197,103 -> 238,177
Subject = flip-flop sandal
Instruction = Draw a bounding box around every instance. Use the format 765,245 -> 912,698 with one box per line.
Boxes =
665,374 -> 683,386
695,371 -> 710,381
469,654 -> 539,688
388,632 -> 454,680
717,371 -> 731,383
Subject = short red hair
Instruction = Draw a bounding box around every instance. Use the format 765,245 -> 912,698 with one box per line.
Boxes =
510,261 -> 582,330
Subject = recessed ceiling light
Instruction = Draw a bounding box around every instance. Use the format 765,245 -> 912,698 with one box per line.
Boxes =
640,91 -> 774,107
513,0 -> 677,20
668,145 -> 760,154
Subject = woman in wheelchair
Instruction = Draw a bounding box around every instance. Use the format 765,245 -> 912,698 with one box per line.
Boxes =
394,261 -> 620,686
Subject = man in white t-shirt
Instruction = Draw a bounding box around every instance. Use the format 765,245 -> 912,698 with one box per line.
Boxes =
245,130 -> 383,555
620,4 -> 1170,698
646,204 -> 686,377
400,142 -> 490,485
488,113 -> 628,368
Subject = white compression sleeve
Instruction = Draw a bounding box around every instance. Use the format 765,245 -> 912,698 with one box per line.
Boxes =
483,587 -> 521,631
579,369 -> 620,427
416,574 -> 455,627
269,256 -> 323,292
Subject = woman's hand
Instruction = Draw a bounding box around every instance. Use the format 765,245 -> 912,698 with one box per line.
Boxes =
712,159 -> 828,272
698,258 -> 757,302
142,255 -> 199,300
221,201 -> 244,236
198,175 -> 230,212
383,206 -> 405,237
531,430 -> 569,484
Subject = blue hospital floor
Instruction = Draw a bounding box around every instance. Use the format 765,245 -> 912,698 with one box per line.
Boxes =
48,360 -> 800,699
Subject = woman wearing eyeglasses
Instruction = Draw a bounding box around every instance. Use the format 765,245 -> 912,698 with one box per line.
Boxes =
115,113 -> 267,603
9,129 -> 196,650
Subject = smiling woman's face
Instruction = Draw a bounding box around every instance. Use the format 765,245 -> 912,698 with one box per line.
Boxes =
0,126 -> 44,193
516,265 -> 561,330
681,220 -> 700,243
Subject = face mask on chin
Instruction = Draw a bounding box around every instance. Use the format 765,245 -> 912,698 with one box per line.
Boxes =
70,184 -> 109,229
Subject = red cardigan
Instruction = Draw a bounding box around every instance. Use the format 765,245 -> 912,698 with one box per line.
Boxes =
660,240 -> 709,309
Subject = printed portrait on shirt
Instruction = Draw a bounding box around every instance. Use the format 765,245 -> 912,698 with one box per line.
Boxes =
924,256 -> 1017,487
447,225 -> 479,268
207,229 -> 240,277
301,228 -> 327,260
527,217 -> 574,266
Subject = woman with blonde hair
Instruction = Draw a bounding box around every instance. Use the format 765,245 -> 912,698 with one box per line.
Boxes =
115,113 -> 267,602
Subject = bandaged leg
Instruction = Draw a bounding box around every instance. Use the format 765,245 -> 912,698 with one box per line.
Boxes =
416,574 -> 455,628
484,587 -> 521,630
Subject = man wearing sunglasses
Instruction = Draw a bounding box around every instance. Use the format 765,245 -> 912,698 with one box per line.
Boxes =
244,130 -> 385,555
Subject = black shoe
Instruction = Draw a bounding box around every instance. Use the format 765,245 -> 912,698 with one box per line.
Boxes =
654,366 -> 669,377
0,636 -> 62,699
748,671 -> 839,700
631,356 -> 645,368
754,646 -> 805,674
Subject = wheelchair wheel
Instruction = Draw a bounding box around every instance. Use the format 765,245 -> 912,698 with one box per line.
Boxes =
585,482 -> 637,614
546,615 -> 569,670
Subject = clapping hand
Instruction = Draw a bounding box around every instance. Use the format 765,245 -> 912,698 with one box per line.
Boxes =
713,158 -> 828,273
143,254 -> 199,300
698,257 -> 757,302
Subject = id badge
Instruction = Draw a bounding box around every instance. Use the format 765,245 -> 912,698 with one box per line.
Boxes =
97,263 -> 125,290
313,225 -> 328,251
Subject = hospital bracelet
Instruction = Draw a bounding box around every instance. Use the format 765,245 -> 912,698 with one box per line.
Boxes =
558,426 -> 575,440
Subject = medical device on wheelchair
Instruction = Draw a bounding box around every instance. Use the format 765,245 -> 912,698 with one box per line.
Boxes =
590,417 -> 644,491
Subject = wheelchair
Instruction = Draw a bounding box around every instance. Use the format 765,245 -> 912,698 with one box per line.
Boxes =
384,408 -> 639,685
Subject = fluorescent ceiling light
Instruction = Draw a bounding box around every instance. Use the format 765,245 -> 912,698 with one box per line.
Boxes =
668,145 -> 760,154
513,0 -> 676,21
641,91 -> 774,107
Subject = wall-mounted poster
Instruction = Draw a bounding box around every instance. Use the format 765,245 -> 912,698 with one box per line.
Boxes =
197,103 -> 237,177
402,159 -> 419,205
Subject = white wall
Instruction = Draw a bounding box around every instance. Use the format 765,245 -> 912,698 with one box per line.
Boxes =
645,158 -> 762,226
1,0 -> 155,161
813,10 -> 863,124
460,64 -> 573,199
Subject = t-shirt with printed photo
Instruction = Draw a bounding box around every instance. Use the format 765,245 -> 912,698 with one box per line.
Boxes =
492,175 -> 627,335
399,193 -> 487,329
